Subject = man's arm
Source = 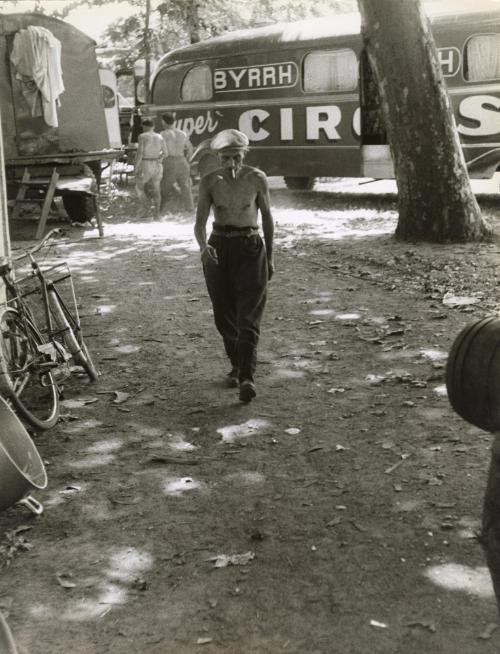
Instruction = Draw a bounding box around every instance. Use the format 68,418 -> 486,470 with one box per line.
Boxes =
256,172 -> 275,280
160,134 -> 168,159
184,134 -> 194,161
135,134 -> 144,172
194,177 -> 218,264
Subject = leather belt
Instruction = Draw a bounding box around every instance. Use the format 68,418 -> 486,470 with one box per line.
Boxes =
212,227 -> 259,238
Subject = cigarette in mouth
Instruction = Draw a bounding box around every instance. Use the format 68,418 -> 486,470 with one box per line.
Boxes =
230,168 -> 235,179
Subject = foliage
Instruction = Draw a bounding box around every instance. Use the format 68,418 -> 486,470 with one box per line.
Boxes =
13,0 -> 357,70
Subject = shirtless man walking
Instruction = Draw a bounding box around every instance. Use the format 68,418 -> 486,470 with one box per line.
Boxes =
194,129 -> 275,403
135,119 -> 167,219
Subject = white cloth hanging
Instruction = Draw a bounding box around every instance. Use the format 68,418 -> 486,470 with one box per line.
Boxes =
10,26 -> 65,127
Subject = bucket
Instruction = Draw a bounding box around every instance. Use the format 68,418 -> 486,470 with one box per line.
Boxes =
446,316 -> 500,433
0,612 -> 18,654
0,396 -> 47,514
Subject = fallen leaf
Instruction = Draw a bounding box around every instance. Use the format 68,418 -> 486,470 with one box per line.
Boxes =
113,391 -> 131,404
407,620 -> 436,633
196,638 -> 213,645
442,292 -> 480,307
326,517 -> 342,527
208,551 -> 255,568
146,456 -> 200,466
305,446 -> 324,454
59,485 -> 81,494
479,623 -> 498,640
56,573 -> 76,589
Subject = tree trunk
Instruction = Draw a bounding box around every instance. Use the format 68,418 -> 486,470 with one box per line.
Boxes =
144,0 -> 151,104
357,0 -> 491,242
187,0 -> 201,44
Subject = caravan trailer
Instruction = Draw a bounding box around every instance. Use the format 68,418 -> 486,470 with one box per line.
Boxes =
0,12 -> 122,223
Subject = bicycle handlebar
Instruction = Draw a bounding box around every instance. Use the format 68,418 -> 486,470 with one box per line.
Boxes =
10,228 -> 65,262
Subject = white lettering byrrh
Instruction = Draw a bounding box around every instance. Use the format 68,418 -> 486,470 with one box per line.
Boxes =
213,62 -> 297,91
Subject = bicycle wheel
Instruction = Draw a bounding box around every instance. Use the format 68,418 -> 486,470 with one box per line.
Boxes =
0,308 -> 59,431
48,290 -> 99,382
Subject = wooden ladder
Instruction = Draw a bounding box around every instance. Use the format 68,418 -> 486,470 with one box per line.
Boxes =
11,167 -> 59,240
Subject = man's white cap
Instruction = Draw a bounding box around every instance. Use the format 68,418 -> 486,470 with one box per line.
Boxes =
211,129 -> 249,152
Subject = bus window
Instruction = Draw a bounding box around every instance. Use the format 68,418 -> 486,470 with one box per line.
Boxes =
303,49 -> 358,93
465,34 -> 500,81
181,65 -> 213,101
116,73 -> 135,106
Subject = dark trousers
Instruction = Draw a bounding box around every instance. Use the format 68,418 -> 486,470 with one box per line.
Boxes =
203,233 -> 268,383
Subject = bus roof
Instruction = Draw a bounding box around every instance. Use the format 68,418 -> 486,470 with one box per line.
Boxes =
154,7 -> 500,69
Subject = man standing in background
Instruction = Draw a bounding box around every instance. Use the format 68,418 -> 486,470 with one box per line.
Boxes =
160,112 -> 194,213
134,119 -> 167,219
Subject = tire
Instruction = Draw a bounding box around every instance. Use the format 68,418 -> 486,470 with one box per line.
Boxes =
283,176 -> 316,191
48,290 -> 99,382
62,164 -> 98,223
0,308 -> 59,431
62,193 -> 96,223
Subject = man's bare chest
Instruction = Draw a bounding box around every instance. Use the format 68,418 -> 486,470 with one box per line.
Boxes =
211,177 -> 257,212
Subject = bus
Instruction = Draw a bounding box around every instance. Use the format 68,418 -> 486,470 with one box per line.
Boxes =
145,8 -> 500,190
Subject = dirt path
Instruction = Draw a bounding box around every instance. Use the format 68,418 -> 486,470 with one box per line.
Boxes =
1,181 -> 500,653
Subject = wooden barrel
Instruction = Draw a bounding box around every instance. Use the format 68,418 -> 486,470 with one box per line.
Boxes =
446,316 -> 500,433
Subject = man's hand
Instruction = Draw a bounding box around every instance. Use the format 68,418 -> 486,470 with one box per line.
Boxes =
267,256 -> 275,281
201,245 -> 218,265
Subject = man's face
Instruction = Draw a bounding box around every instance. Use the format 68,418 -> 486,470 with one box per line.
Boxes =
218,148 -> 246,177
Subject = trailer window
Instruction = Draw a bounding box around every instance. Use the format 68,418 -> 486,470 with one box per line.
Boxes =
181,65 -> 213,101
465,34 -> 500,81
303,49 -> 358,93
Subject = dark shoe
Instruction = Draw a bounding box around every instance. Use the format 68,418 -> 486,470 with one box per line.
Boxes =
226,368 -> 239,388
239,379 -> 256,403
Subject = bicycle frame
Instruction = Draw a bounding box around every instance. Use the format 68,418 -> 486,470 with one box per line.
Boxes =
0,229 -> 98,430
17,257 -> 83,351
0,229 -> 81,384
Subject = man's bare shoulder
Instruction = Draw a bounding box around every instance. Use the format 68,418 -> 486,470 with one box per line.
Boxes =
242,166 -> 269,187
202,169 -> 225,185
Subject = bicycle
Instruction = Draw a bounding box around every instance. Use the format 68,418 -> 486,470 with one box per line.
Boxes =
0,229 -> 99,431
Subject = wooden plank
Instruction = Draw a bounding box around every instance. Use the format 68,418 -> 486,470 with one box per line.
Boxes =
11,167 -> 29,221
35,169 -> 59,240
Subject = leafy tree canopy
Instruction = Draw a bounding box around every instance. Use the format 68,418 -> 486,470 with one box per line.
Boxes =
2,0 -> 357,69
